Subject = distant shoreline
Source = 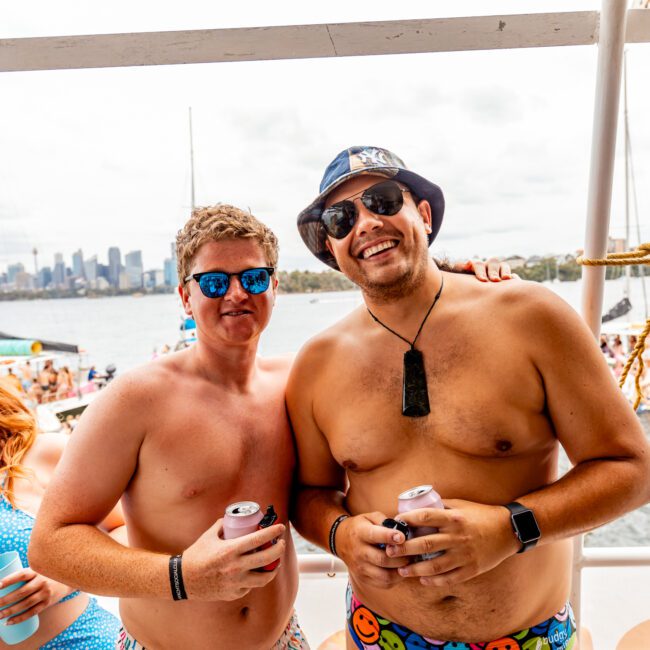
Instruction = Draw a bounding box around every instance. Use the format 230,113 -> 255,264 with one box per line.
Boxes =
2,261 -> 639,302
0,286 -> 360,302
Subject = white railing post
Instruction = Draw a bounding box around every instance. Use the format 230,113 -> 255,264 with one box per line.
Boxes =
576,0 -> 628,630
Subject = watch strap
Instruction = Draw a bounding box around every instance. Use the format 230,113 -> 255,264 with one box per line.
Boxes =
503,501 -> 539,553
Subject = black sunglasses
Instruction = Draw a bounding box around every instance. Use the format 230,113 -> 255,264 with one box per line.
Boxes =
184,267 -> 275,299
321,180 -> 410,240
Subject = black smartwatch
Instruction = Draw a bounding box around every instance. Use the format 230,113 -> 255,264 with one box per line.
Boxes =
503,502 -> 540,553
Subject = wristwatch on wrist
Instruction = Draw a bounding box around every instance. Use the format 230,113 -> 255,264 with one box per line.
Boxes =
503,502 -> 540,553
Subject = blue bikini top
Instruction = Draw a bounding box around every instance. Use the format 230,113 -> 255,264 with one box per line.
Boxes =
0,489 -> 80,603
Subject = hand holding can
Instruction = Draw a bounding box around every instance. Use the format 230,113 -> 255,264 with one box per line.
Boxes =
397,485 -> 444,561
378,518 -> 411,550
223,502 -> 282,571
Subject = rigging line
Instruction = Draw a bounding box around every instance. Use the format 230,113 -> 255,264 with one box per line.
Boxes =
626,128 -> 648,318
624,51 -> 631,297
189,107 -> 196,211
624,59 -> 648,319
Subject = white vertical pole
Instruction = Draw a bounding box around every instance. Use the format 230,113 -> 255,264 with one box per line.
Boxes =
575,0 -> 628,632
581,0 -> 627,335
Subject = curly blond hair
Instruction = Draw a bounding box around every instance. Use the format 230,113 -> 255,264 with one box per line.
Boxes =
0,384 -> 37,508
176,204 -> 279,283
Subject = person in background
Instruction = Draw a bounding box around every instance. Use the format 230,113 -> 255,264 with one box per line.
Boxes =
26,380 -> 43,407
87,366 -> 98,383
37,362 -> 52,402
0,370 -> 23,395
56,366 -> 74,400
0,384 -> 124,649
599,334 -> 613,357
611,335 -> 626,378
19,362 -> 33,393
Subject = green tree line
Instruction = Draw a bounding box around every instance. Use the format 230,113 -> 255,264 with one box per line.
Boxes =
276,270 -> 356,293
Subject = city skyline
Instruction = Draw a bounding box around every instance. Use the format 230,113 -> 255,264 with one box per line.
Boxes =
1,243 -> 178,293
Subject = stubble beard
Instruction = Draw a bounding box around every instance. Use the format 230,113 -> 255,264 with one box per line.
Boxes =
353,248 -> 430,303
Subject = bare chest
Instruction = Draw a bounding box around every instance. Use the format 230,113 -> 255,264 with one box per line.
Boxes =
132,391 -> 295,511
315,333 -> 548,474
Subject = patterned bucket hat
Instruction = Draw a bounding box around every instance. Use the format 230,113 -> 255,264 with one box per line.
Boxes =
297,146 -> 445,270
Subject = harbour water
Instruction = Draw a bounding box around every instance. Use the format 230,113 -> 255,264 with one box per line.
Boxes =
1,276 -> 649,549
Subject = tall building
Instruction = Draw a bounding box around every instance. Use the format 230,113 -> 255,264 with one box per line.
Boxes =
84,255 -> 98,284
164,258 -> 178,286
164,241 -> 179,287
15,271 -> 34,291
108,246 -> 121,287
38,266 -> 52,288
7,263 -> 25,285
72,249 -> 85,279
53,253 -> 66,287
125,250 -> 143,289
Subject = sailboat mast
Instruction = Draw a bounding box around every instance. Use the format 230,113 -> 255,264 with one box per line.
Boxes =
189,107 -> 196,210
623,53 -> 631,298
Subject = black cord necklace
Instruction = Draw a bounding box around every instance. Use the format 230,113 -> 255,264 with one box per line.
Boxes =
367,276 -> 444,417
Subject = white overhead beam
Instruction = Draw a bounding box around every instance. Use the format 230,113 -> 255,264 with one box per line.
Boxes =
626,6 -> 650,42
0,11 -> 626,74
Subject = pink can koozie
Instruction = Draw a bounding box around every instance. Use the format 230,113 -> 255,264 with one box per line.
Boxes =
397,485 -> 444,560
223,501 -> 263,539
222,502 -> 281,572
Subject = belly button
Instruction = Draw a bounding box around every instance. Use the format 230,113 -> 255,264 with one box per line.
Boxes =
240,606 -> 249,618
496,440 -> 512,453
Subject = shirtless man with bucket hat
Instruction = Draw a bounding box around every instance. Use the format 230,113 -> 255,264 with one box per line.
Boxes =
289,145 -> 650,649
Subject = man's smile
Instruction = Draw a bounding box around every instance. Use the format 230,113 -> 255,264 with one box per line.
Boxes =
357,239 -> 399,260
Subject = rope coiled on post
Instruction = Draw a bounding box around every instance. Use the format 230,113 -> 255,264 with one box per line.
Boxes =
577,242 -> 650,409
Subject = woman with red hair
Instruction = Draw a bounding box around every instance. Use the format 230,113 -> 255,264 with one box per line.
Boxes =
0,384 -> 122,649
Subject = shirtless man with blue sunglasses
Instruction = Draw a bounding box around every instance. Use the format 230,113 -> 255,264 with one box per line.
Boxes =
30,202 -> 511,650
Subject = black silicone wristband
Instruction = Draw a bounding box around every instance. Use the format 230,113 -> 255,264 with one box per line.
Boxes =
328,514 -> 350,557
169,554 -> 188,601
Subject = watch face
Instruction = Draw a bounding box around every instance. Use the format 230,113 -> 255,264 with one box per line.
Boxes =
513,510 -> 541,542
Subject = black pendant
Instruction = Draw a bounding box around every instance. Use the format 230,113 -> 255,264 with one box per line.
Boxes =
402,348 -> 430,417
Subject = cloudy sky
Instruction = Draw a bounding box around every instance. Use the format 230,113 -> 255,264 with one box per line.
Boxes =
2,0 -> 649,274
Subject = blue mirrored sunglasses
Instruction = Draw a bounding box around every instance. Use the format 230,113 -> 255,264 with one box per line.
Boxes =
184,267 -> 275,299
